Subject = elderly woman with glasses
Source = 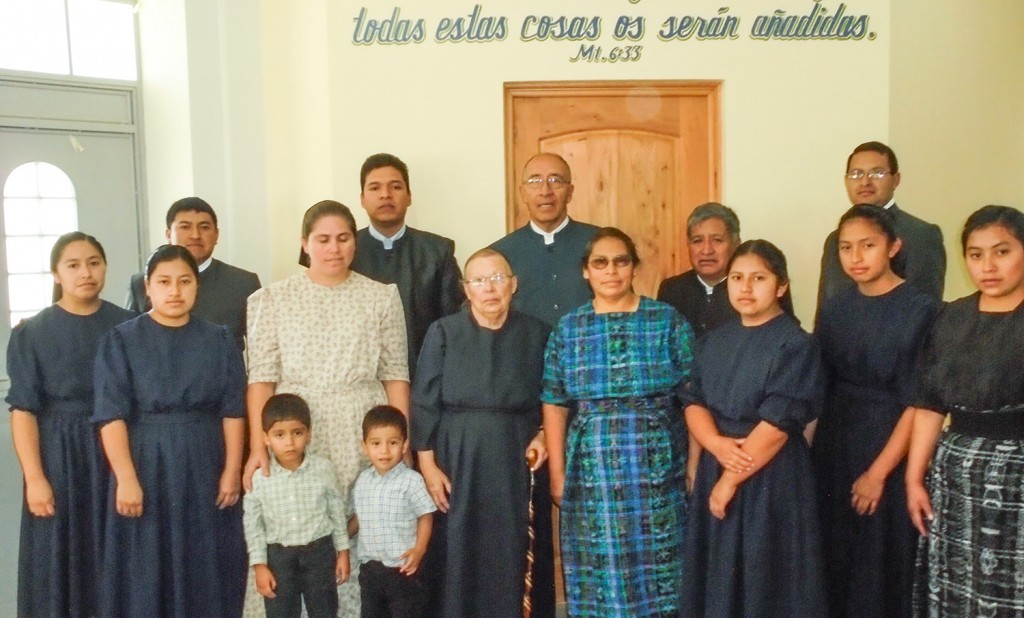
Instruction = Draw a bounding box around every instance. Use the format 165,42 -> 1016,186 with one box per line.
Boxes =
543,227 -> 694,617
412,248 -> 555,618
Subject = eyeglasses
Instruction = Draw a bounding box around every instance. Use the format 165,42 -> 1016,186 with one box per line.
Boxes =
587,255 -> 633,270
845,169 -> 892,181
523,175 -> 569,190
464,273 -> 514,288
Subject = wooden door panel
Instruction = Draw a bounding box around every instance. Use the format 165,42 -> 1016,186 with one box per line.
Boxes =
505,80 -> 721,298
541,130 -> 675,298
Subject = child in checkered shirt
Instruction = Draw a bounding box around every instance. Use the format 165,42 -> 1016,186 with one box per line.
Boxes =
350,405 -> 436,617
243,394 -> 350,618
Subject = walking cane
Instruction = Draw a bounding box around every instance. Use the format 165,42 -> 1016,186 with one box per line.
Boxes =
523,448 -> 539,618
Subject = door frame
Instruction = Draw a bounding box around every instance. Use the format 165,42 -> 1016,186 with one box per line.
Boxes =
502,79 -> 722,232
0,72 -> 149,265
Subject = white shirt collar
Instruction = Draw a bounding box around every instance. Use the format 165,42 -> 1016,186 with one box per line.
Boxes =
198,257 -> 213,273
529,217 -> 570,246
368,224 -> 407,250
882,197 -> 896,210
696,275 -> 723,295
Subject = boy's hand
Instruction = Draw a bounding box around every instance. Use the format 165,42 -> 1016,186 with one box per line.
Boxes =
399,545 -> 426,576
335,550 -> 351,584
254,564 -> 277,599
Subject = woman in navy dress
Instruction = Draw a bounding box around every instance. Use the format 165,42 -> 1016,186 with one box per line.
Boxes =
907,205 -> 1024,616
813,205 -> 938,617
7,232 -> 134,618
93,245 -> 247,618
681,240 -> 827,617
413,248 -> 553,618
543,227 -> 693,617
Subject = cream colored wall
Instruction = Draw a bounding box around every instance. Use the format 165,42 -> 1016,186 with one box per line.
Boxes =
138,0 -> 272,278
139,1 -> 1024,322
252,0 -> 893,324
137,0 -> 193,255
890,0 -> 1024,301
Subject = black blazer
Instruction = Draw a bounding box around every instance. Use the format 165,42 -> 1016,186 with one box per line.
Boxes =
125,258 -> 261,350
351,226 -> 464,378
657,270 -> 737,339
815,203 -> 945,327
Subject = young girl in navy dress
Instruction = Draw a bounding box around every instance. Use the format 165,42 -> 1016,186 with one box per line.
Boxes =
907,205 -> 1024,616
813,205 -> 938,617
6,232 -> 134,618
681,239 -> 828,617
93,244 -> 247,617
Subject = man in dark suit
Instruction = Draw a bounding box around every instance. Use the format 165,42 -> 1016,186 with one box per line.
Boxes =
350,153 -> 463,378
816,141 -> 946,321
657,202 -> 741,338
125,197 -> 261,350
491,152 -> 599,328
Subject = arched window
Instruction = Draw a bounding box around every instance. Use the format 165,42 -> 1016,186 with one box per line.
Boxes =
2,161 -> 78,325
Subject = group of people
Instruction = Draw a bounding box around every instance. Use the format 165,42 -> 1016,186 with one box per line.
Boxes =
5,143 -> 1023,618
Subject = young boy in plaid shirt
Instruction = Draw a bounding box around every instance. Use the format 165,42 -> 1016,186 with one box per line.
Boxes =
350,405 -> 436,617
243,394 -> 350,618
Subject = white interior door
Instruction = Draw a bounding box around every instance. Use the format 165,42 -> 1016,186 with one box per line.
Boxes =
0,128 -> 142,363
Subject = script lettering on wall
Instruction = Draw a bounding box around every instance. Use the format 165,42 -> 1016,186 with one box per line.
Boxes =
351,1 -> 877,63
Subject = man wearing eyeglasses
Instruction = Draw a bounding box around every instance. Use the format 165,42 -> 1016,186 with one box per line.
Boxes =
815,141 -> 946,316
491,152 -> 600,327
351,153 -> 464,378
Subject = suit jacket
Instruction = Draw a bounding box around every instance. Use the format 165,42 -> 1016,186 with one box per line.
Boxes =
125,258 -> 261,350
351,226 -> 463,378
490,218 -> 600,327
815,203 -> 946,328
657,270 -> 737,338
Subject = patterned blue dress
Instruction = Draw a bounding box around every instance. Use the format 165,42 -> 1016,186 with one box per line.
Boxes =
542,297 -> 693,617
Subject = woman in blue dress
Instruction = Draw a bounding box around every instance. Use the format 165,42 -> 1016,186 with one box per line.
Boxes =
543,227 -> 693,617
907,205 -> 1024,616
813,205 -> 938,617
681,239 -> 827,617
93,244 -> 247,618
7,232 -> 134,618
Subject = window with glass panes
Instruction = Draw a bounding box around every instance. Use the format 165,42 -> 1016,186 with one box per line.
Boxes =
2,162 -> 78,326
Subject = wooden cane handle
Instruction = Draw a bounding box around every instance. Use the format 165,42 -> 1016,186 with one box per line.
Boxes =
526,448 -> 539,468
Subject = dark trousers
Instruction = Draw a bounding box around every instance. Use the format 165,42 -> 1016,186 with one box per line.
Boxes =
264,535 -> 338,618
359,560 -> 426,618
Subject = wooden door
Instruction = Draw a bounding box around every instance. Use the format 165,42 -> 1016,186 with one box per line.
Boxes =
504,81 -> 721,297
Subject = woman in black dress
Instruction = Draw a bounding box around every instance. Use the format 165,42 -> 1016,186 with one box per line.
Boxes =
412,248 -> 553,618
7,232 -> 134,618
681,240 -> 827,617
94,245 -> 247,617
907,205 -> 1024,616
813,205 -> 938,617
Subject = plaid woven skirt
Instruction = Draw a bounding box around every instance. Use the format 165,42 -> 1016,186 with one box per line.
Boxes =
915,431 -> 1024,616
561,394 -> 687,617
